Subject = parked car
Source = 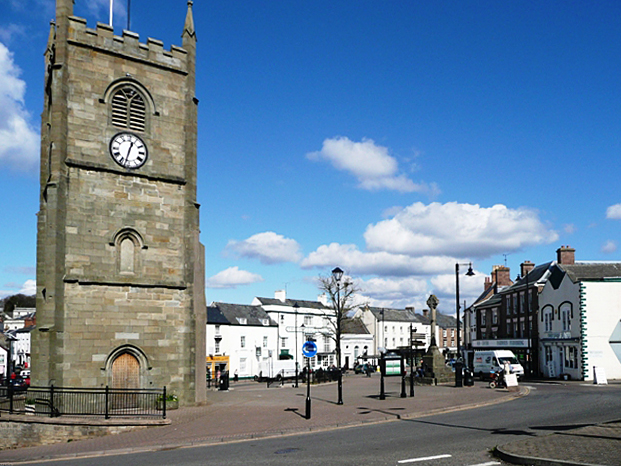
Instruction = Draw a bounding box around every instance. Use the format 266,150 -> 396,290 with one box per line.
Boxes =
10,376 -> 28,392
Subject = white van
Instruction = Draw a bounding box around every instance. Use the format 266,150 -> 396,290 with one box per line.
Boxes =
473,350 -> 524,380
255,359 -> 298,382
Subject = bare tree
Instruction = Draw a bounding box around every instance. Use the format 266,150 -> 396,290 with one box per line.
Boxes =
317,267 -> 360,405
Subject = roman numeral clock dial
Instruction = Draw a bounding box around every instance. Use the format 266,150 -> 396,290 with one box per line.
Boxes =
109,132 -> 148,169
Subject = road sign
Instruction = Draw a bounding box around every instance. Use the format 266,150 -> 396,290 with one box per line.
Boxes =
302,340 -> 318,358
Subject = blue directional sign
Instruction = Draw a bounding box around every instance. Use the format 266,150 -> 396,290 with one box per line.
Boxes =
302,340 -> 318,358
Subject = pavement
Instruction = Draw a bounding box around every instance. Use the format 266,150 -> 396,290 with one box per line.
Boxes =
0,375 -> 618,465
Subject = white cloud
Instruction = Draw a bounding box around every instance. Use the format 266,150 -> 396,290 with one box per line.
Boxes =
19,279 -> 36,295
226,232 -> 302,264
307,136 -> 438,194
430,271 -> 482,299
364,202 -> 558,258
206,267 -> 264,289
563,224 -> 576,234
358,276 -> 428,301
0,42 -> 39,173
301,242 -> 457,276
606,204 -> 621,220
601,240 -> 617,254
0,24 -> 26,44
85,0 -> 126,20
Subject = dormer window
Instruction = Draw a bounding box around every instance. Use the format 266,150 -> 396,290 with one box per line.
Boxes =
236,317 -> 247,325
261,319 -> 269,326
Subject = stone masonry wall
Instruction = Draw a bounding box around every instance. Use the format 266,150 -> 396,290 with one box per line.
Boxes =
0,418 -> 150,450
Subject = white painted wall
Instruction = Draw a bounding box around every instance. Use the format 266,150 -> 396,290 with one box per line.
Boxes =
342,333 -> 374,368
255,299 -> 337,370
582,281 -> 621,380
206,322 -> 278,378
539,275 -> 621,381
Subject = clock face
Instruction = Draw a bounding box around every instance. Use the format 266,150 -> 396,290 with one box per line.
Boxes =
109,132 -> 148,169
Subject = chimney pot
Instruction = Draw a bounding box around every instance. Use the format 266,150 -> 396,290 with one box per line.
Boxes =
521,260 -> 535,277
556,246 -> 575,265
493,266 -> 512,287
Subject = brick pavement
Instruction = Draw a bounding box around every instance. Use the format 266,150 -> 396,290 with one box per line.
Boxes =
0,375 -> 530,464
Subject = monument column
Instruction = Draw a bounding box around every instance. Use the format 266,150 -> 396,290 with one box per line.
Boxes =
422,295 -> 454,384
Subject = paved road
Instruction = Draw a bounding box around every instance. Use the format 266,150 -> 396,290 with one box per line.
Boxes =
14,380 -> 621,466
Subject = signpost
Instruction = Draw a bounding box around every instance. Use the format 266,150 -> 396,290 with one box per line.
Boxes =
302,340 -> 317,420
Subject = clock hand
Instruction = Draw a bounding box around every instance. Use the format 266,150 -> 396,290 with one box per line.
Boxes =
127,140 -> 135,158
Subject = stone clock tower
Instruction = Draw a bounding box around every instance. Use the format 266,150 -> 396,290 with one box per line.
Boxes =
33,0 -> 206,405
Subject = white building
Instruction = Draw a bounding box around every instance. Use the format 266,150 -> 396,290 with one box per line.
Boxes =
1,307 -> 35,377
538,261 -> 621,381
206,303 -> 278,379
341,317 -> 374,369
252,290 -> 337,370
353,305 -> 429,357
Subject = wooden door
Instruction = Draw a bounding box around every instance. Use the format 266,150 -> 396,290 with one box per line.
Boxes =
111,353 -> 140,409
112,353 -> 140,389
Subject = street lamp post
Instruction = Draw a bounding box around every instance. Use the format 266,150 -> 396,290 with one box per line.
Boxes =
525,269 -> 531,378
409,324 -> 415,397
379,308 -> 386,400
518,268 -> 532,377
455,262 -> 475,387
305,354 -> 312,419
332,267 -> 344,405
294,302 -> 299,388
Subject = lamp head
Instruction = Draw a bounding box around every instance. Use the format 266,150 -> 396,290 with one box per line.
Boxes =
466,263 -> 475,276
332,267 -> 344,282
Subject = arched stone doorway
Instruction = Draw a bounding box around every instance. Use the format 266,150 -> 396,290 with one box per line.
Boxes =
107,346 -> 148,409
112,352 -> 140,389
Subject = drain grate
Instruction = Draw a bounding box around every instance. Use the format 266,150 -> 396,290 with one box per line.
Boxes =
275,448 -> 300,455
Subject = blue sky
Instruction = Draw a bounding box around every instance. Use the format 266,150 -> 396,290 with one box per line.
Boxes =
1,0 -> 620,316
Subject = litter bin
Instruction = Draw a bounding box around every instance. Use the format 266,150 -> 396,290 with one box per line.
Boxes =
454,360 -> 464,387
219,372 -> 229,391
464,368 -> 474,386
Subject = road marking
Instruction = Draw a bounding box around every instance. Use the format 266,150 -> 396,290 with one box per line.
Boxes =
398,454 -> 452,463
469,462 -> 501,466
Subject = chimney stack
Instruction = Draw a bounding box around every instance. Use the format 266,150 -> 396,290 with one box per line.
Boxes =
557,245 -> 575,265
274,289 -> 286,302
521,260 -> 535,277
484,276 -> 492,290
493,265 -> 512,287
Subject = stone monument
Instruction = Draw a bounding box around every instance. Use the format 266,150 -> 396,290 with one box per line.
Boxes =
421,295 -> 454,384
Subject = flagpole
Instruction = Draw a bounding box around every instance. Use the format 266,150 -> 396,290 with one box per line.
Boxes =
109,0 -> 113,27
127,0 -> 131,30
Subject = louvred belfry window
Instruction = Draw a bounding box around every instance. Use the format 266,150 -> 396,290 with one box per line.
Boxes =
111,87 -> 146,132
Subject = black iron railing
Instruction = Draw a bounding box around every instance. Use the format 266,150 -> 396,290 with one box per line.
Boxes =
0,385 -> 168,419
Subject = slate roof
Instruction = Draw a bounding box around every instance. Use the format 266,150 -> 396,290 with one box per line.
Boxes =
471,284 -> 497,308
254,297 -> 330,310
366,306 -> 421,323
508,261 -> 553,290
417,312 -> 458,328
560,262 -> 621,282
207,302 -> 277,326
341,317 -> 371,335
474,292 -> 502,310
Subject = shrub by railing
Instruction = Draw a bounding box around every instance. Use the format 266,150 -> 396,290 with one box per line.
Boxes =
0,385 -> 168,419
